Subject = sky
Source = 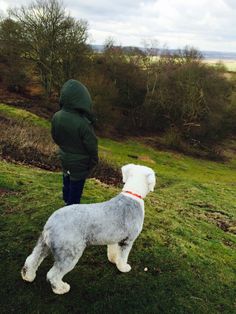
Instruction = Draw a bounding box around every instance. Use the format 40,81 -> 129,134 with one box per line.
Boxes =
0,0 -> 236,52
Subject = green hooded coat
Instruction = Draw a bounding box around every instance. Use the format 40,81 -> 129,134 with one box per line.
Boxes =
51,79 -> 98,180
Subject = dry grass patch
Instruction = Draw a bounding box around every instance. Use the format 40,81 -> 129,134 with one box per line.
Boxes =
0,115 -> 59,170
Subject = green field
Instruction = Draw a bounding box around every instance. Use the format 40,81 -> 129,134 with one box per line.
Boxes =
0,104 -> 236,313
205,59 -> 236,72
148,56 -> 236,72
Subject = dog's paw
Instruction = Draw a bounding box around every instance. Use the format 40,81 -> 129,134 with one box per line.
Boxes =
21,265 -> 36,282
117,263 -> 132,273
52,282 -> 70,295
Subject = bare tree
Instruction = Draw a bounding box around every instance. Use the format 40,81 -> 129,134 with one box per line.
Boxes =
10,0 -> 89,96
0,18 -> 29,92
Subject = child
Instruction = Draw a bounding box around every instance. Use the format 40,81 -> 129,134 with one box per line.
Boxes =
51,79 -> 98,205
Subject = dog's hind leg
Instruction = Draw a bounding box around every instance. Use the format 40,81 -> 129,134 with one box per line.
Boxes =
46,245 -> 85,295
116,239 -> 134,273
21,235 -> 49,282
107,244 -> 119,264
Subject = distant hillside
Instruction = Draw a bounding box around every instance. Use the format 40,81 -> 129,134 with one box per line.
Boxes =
202,50 -> 236,60
91,44 -> 236,60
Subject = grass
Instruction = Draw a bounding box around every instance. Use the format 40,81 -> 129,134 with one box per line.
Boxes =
0,103 -> 50,128
1,133 -> 236,313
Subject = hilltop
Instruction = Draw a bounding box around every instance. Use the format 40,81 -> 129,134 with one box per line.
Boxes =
0,105 -> 235,313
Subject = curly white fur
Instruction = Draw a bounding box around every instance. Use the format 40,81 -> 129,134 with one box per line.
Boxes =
21,164 -> 156,294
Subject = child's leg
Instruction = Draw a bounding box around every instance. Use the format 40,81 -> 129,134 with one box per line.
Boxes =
67,179 -> 85,205
62,173 -> 70,204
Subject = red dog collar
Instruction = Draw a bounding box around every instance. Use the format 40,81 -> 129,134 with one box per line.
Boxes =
123,191 -> 143,199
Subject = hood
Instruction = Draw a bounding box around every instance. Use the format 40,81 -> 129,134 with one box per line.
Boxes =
59,79 -> 92,114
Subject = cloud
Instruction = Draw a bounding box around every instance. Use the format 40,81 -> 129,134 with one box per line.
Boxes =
66,0 -> 236,51
0,0 -> 28,13
0,0 -> 236,52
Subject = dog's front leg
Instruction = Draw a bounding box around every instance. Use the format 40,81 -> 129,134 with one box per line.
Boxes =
116,240 -> 134,273
107,243 -> 119,264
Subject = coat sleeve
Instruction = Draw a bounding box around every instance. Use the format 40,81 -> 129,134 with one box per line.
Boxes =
51,115 -> 60,146
81,122 -> 99,170
51,116 -> 57,144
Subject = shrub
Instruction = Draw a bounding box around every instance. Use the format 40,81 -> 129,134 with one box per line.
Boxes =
141,49 -> 233,143
0,116 -> 59,170
90,158 -> 122,186
92,46 -> 146,130
80,70 -> 119,132
0,18 -> 29,94
0,114 -> 122,185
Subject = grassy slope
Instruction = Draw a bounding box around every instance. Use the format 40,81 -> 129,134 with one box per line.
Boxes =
0,103 -> 50,128
0,108 -> 236,313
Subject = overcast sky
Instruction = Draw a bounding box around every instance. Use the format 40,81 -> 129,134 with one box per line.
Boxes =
0,0 -> 236,52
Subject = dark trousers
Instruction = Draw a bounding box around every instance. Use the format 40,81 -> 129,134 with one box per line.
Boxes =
63,174 -> 85,205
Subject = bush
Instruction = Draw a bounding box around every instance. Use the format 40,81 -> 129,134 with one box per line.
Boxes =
0,116 -> 59,170
90,158 -> 122,186
92,46 -> 146,130
0,114 -> 122,185
141,49 -> 233,143
0,18 -> 29,94
80,70 -> 119,132
159,127 -> 226,161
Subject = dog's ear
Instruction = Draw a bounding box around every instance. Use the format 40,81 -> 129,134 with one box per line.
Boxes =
121,164 -> 135,183
147,172 -> 156,192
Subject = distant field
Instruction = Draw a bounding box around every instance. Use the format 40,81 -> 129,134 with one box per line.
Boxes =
149,56 -> 236,72
205,59 -> 236,72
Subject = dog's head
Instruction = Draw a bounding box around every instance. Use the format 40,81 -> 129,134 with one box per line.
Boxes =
121,164 -> 156,197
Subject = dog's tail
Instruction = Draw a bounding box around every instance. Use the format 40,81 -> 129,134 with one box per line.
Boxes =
21,233 -> 49,282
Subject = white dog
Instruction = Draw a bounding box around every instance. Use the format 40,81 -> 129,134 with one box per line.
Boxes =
21,164 -> 156,294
